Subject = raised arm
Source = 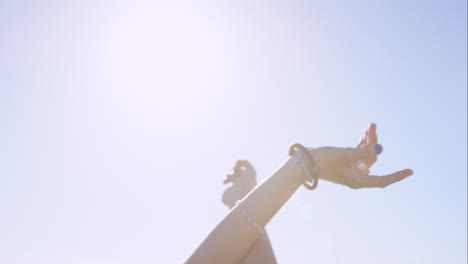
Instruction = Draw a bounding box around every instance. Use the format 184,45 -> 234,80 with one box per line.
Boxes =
222,160 -> 277,264
186,124 -> 413,263
187,155 -> 305,263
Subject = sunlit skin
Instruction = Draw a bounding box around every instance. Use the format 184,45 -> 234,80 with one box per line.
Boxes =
222,160 -> 277,264
313,123 -> 413,189
186,123 -> 413,263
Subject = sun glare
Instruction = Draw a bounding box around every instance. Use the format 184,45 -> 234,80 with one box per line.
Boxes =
100,7 -> 233,121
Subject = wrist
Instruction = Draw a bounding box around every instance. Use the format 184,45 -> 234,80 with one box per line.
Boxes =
289,144 -> 319,190
288,156 -> 309,184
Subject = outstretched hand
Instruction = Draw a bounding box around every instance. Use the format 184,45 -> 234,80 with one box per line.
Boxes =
309,123 -> 413,189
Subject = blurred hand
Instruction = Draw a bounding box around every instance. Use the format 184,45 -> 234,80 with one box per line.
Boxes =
222,160 -> 257,209
308,123 -> 413,189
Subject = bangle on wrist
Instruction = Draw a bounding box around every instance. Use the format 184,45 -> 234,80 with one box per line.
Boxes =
289,143 -> 319,190
236,200 -> 265,235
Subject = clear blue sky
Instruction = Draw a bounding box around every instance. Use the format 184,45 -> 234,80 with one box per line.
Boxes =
1,1 -> 466,263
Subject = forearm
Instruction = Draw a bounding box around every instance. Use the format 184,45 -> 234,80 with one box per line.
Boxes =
242,156 -> 306,226
241,232 -> 277,264
186,156 -> 307,263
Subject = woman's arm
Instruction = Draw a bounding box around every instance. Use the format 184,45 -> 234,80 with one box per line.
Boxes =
240,232 -> 276,264
222,160 -> 277,263
187,156 -> 306,263
186,124 -> 413,263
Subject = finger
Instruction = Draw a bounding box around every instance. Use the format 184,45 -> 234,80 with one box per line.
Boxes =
360,169 -> 413,188
356,136 -> 366,148
363,123 -> 379,167
368,123 -> 378,144
363,141 -> 380,167
336,145 -> 379,164
223,173 -> 236,184
357,123 -> 375,147
364,126 -> 369,142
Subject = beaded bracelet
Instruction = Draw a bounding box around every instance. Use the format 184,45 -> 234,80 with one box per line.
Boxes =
289,143 -> 319,190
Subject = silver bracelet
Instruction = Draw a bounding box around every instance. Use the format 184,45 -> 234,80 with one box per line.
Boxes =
236,200 -> 265,235
293,148 -> 314,182
289,143 -> 319,190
